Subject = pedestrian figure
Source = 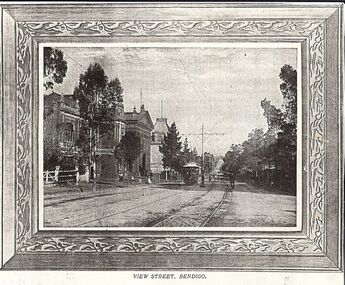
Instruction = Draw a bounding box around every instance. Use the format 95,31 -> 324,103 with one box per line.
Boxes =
229,172 -> 235,190
119,173 -> 124,182
130,176 -> 134,183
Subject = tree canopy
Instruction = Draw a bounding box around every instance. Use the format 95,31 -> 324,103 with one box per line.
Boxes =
43,47 -> 68,90
222,64 -> 297,193
73,63 -> 124,190
114,132 -> 142,173
159,122 -> 183,173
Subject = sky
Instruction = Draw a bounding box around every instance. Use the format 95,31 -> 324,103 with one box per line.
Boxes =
49,45 -> 297,156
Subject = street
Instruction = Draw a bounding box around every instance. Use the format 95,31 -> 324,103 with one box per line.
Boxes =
44,182 -> 296,228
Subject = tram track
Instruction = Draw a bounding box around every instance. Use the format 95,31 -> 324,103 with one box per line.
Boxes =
148,182 -> 215,227
75,190 -> 186,227
77,181 -> 226,228
46,181 -> 228,227
200,180 -> 230,227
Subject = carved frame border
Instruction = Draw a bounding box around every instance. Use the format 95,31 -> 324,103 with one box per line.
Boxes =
0,4 -> 343,271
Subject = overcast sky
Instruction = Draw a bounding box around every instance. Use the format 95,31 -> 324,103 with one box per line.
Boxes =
50,46 -> 297,156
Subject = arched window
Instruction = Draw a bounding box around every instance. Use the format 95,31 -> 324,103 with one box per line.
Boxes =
61,122 -> 74,146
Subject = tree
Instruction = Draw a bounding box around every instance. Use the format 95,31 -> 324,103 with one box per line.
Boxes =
223,64 -> 297,193
181,138 -> 192,165
43,132 -> 63,171
261,98 -> 284,130
43,47 -> 68,91
280,64 -> 297,125
159,122 -> 183,175
73,63 -> 123,191
106,78 -> 124,105
222,144 -> 242,176
114,132 -> 142,174
43,107 -> 63,170
259,64 -> 297,191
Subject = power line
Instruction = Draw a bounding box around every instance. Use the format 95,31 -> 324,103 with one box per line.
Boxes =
53,47 -> 89,71
173,48 -> 199,98
181,124 -> 225,187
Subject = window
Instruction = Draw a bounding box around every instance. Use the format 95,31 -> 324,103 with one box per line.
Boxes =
61,122 -> 74,146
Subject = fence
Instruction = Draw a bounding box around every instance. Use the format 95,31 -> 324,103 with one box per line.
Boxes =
43,166 -> 79,186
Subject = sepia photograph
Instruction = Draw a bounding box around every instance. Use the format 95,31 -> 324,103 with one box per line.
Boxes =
0,2 -> 342,273
41,43 -> 301,229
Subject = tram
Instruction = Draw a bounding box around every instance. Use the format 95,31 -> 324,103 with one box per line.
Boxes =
182,162 -> 201,185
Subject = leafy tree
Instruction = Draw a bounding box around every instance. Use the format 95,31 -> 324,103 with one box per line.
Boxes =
275,65 -> 297,192
106,78 -> 124,105
190,147 -> 200,164
223,64 -> 297,193
43,107 -> 63,170
181,138 -> 192,165
280,64 -> 297,125
43,47 -> 68,90
43,133 -> 63,171
261,98 -> 284,130
159,122 -> 183,174
114,132 -> 142,174
241,129 -> 266,178
73,63 -> 124,190
222,144 -> 243,176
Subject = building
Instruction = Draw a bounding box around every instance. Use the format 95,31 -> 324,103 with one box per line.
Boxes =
96,102 -> 126,182
150,117 -> 169,182
44,92 -> 153,182
124,105 -> 154,177
44,92 -> 82,167
203,152 -> 215,176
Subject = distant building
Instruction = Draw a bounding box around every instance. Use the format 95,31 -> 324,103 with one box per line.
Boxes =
203,152 -> 215,175
150,117 -> 169,182
124,105 -> 154,177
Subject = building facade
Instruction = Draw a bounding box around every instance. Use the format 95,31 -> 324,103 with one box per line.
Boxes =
96,104 -> 126,182
124,105 -> 154,177
44,92 -> 82,168
150,117 -> 169,182
44,92 -> 153,182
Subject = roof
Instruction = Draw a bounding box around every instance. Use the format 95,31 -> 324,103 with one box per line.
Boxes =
124,105 -> 154,131
44,92 -> 78,109
153,117 -> 169,135
63,94 -> 78,108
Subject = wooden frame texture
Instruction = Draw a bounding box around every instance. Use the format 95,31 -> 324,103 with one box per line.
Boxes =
0,3 -> 343,271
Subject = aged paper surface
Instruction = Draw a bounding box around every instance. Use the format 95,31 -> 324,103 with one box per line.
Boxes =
0,1 -> 343,278
0,272 -> 344,285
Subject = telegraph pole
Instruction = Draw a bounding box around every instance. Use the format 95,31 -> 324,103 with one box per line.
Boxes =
140,88 -> 143,107
181,125 -> 224,188
161,100 -> 163,118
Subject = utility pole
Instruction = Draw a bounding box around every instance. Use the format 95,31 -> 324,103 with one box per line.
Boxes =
160,100 -> 163,118
181,125 -> 224,188
140,88 -> 143,107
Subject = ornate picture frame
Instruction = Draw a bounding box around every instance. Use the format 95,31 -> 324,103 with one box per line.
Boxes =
0,3 -> 343,271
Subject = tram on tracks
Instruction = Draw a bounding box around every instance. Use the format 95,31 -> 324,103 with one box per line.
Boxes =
182,162 -> 201,185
